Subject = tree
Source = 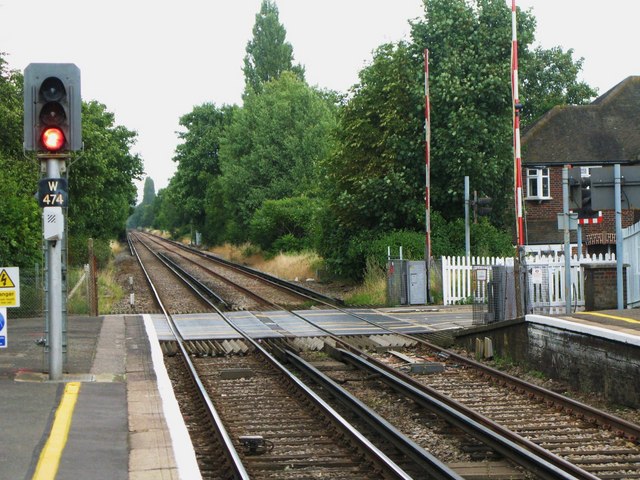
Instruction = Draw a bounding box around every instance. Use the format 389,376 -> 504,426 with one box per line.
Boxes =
317,0 -> 596,276
243,0 -> 305,96
219,72 -> 336,241
409,0 -> 596,223
68,101 -> 143,263
169,103 -> 236,232
0,55 -> 41,267
322,42 -> 424,234
520,46 -> 597,126
127,177 -> 156,229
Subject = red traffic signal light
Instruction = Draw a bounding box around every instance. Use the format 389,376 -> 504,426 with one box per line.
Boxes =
41,127 -> 65,152
23,64 -> 81,153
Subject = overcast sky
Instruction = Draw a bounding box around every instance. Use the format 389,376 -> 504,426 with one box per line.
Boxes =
1,1 -> 639,201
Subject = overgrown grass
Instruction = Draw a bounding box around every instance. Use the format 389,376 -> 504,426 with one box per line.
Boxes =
97,264 -> 124,314
344,259 -> 387,306
67,241 -> 125,315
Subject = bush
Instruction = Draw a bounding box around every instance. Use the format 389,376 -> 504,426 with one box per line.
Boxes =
317,209 -> 514,281
249,197 -> 318,254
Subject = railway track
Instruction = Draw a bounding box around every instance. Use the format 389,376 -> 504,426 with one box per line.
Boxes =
129,231 -> 441,479
370,345 -> 640,479
128,230 -> 640,479
132,230 -> 337,310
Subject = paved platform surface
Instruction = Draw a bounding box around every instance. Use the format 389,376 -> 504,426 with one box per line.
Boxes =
0,314 -> 191,480
529,307 -> 640,344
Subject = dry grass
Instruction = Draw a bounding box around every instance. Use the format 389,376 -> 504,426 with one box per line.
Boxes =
208,243 -> 321,281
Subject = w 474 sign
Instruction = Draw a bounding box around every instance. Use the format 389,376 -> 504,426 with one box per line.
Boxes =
38,178 -> 68,207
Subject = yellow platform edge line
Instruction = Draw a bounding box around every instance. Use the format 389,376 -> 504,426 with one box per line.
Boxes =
32,382 -> 82,480
576,311 -> 640,325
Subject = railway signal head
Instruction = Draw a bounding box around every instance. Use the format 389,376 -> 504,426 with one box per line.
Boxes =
24,63 -> 82,153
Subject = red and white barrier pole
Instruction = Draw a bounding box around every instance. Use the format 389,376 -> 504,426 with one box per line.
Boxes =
511,0 -> 524,246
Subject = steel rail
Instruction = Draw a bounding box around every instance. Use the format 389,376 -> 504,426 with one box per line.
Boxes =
156,251 -> 229,308
129,233 -> 250,480
130,231 -> 638,476
279,347 -> 463,480
297,294 -> 640,443
410,335 -> 640,442
132,232 -> 414,480
139,232 -> 284,309
333,347 -> 596,480
142,231 -> 344,306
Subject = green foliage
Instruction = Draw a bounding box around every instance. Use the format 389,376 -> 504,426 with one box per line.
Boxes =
318,212 -> 513,281
249,196 -> 318,253
323,41 -> 424,234
0,156 -> 40,267
520,46 -> 598,127
219,72 -> 336,241
68,101 -> 143,250
127,177 -> 156,228
168,103 -> 237,232
344,258 -> 387,306
314,0 -> 596,278
68,236 -> 112,268
243,0 -> 305,96
0,56 -> 41,267
0,54 -> 24,159
407,0 -> 596,226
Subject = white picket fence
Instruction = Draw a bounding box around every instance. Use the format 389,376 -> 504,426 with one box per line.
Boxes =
441,253 -> 616,311
441,256 -> 513,305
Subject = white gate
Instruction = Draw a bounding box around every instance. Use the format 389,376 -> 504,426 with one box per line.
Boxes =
441,256 -> 513,305
623,221 -> 640,307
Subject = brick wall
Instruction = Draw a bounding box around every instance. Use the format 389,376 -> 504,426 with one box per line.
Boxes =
455,320 -> 640,408
583,263 -> 627,310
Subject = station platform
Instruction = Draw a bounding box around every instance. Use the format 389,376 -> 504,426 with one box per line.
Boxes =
0,314 -> 199,480
527,307 -> 640,345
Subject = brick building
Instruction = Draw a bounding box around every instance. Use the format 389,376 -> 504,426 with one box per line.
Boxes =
521,76 -> 640,254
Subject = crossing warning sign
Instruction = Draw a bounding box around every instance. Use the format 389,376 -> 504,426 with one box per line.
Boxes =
0,268 -> 20,308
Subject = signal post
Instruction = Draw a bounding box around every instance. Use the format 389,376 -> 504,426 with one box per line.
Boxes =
24,63 -> 81,380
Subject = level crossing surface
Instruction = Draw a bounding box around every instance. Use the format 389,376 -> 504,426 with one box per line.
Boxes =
153,307 -> 472,341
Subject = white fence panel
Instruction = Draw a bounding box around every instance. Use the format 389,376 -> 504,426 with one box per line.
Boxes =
623,221 -> 640,307
441,253 -> 616,309
526,253 -> 615,314
441,256 -> 513,305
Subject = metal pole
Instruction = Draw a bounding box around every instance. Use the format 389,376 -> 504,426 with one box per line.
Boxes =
47,158 -> 64,381
424,49 -> 432,303
577,224 -> 582,261
615,164 -> 624,309
464,176 -> 470,259
563,167 -> 571,315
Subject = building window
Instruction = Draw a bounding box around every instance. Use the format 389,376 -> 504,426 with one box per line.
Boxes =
526,168 -> 550,199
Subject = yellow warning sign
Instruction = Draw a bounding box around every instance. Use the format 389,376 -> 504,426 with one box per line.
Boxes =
0,291 -> 16,306
0,269 -> 15,288
0,267 -> 19,308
